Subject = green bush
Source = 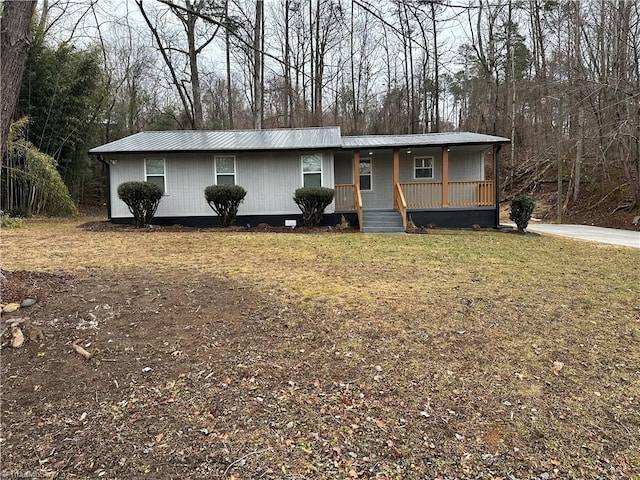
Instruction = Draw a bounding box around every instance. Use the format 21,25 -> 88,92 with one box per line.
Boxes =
0,213 -> 23,228
293,186 -> 335,227
509,195 -> 535,233
117,181 -> 164,228
204,184 -> 247,227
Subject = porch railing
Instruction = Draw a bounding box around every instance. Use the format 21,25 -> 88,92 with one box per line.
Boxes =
400,182 -> 443,208
399,181 -> 494,208
355,184 -> 363,232
449,181 -> 495,206
335,184 -> 356,210
334,183 -> 363,232
393,183 -> 407,231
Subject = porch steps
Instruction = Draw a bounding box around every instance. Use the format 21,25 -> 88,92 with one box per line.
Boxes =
362,210 -> 405,233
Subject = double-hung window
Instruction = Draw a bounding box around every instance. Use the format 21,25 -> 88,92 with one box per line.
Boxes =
359,158 -> 372,190
414,156 -> 434,179
215,156 -> 236,185
302,154 -> 322,187
145,158 -> 166,193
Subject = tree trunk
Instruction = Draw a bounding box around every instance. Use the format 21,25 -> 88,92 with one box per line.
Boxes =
430,2 -> 440,133
186,10 -> 203,129
283,0 -> 292,128
225,0 -> 234,129
253,0 -> 263,129
1,0 -> 37,162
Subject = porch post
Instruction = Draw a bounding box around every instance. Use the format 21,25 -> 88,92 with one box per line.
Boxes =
353,150 -> 360,186
442,146 -> 449,207
393,148 -> 400,186
494,145 -> 502,228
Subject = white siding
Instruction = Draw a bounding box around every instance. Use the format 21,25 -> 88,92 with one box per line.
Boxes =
399,148 -> 484,183
107,150 -> 335,218
334,152 -> 354,184
362,156 -> 393,209
449,151 -> 483,181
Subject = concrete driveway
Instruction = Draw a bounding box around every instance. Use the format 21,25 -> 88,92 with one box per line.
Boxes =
511,223 -> 640,248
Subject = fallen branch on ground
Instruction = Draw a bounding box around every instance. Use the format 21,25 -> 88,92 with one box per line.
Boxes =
73,339 -> 93,360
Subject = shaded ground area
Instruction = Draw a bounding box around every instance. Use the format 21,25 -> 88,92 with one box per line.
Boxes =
1,265 -> 638,479
79,221 -> 358,234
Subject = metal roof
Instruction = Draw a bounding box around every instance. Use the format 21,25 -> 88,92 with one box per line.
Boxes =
341,132 -> 510,149
89,127 -> 343,154
89,127 -> 509,155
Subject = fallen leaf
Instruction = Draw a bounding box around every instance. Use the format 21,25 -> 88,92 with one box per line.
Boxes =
155,432 -> 164,443
3,303 -> 20,313
552,361 -> 564,375
11,326 -> 25,348
375,419 -> 386,428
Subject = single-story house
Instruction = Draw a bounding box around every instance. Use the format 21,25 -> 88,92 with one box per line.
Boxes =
89,127 -> 510,232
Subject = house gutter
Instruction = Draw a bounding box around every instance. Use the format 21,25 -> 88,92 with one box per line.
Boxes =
494,145 -> 502,229
96,154 -> 112,221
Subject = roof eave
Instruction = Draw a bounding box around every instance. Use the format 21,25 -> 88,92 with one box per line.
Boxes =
89,145 -> 344,156
340,140 -> 511,150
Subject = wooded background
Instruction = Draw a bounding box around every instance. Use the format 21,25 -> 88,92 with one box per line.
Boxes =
2,0 -> 639,224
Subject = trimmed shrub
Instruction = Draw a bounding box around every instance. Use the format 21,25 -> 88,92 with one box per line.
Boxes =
117,181 -> 164,228
204,184 -> 247,227
509,195 -> 535,233
293,186 -> 335,227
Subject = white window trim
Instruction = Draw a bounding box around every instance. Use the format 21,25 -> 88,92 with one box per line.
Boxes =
414,156 -> 434,180
214,155 -> 237,185
359,157 -> 373,191
144,157 -> 167,194
301,153 -> 323,187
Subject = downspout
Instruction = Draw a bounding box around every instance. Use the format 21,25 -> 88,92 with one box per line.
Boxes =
96,155 -> 112,221
494,145 -> 502,229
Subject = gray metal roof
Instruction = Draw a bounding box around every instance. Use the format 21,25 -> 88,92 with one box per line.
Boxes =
89,127 -> 509,155
89,126 -> 343,154
341,132 -> 510,149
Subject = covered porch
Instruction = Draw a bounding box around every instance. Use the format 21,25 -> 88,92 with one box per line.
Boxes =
333,133 -> 508,231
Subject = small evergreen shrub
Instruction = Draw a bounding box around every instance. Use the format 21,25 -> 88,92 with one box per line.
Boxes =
509,195 -> 535,233
117,181 -> 164,228
204,184 -> 247,227
293,186 -> 335,227
0,212 -> 23,228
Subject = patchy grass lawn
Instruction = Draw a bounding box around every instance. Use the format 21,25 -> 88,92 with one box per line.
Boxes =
1,219 -> 639,479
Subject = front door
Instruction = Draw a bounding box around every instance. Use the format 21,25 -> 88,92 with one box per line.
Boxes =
359,154 -> 393,209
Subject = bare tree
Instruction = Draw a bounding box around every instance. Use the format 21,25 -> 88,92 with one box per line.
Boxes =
136,0 -> 223,129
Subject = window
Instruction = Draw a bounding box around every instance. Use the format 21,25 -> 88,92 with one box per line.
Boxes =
215,156 -> 236,185
414,156 -> 434,179
145,158 -> 165,193
359,158 -> 372,190
302,154 -> 322,187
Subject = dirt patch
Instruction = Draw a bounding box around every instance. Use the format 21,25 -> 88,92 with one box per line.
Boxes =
1,264 -> 638,479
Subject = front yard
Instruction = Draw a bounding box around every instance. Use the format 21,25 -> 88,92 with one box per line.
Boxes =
1,219 -> 639,479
